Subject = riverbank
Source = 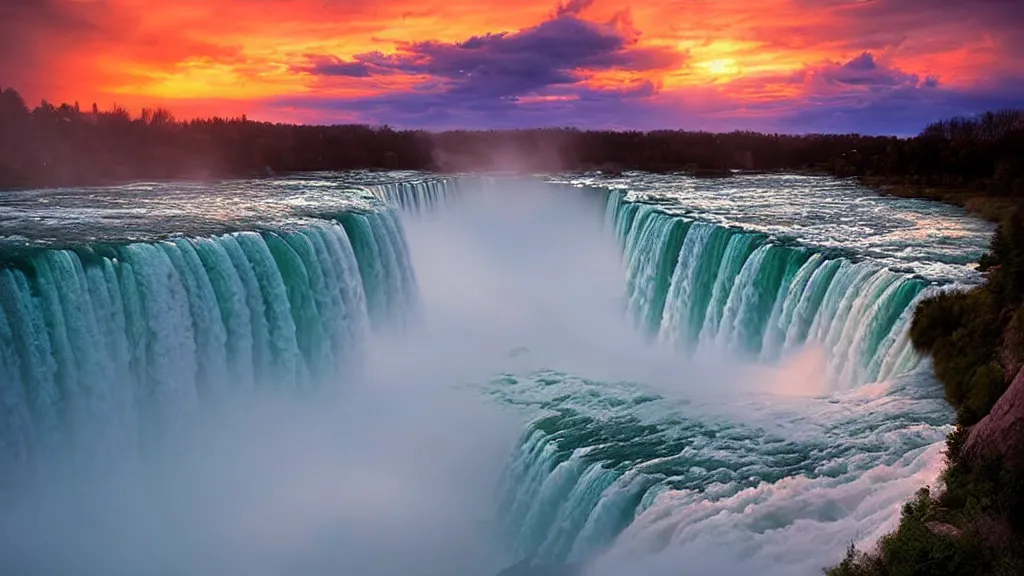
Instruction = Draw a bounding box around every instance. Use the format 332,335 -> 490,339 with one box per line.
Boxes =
861,176 -> 1020,222
827,197 -> 1024,575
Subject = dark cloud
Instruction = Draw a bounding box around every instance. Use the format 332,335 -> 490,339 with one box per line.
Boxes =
301,56 -> 374,78
772,77 -> 1024,135
268,60 -> 1022,135
555,0 -> 594,17
283,6 -> 684,130
300,11 -> 682,101
809,52 -> 923,88
268,78 -> 664,130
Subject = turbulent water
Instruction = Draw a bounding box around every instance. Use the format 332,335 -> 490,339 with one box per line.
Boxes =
0,171 -> 993,576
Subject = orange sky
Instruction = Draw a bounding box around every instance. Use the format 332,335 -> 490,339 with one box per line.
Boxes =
3,0 -> 1021,132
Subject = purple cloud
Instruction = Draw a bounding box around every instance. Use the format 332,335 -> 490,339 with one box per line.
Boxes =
267,66 -> 1022,135
792,0 -> 1024,59
555,0 -> 594,17
809,52 -> 924,88
274,9 -> 1022,135
300,11 -> 682,101
268,79 -> 664,130
301,56 -> 374,78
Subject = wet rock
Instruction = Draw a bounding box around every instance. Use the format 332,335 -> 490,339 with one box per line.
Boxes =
964,366 -> 1024,467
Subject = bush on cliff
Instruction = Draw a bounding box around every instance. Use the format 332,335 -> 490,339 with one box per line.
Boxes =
910,212 -> 1024,424
826,430 -> 1024,576
827,211 -> 1024,575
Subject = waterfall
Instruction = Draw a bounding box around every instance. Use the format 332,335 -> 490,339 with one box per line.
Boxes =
0,211 -> 417,466
368,178 -> 460,214
605,191 -> 929,388
0,174 -> 977,576
364,178 -> 930,388
485,186 -> 944,565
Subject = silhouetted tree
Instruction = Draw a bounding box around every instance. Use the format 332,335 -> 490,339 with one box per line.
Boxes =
0,86 -> 1021,192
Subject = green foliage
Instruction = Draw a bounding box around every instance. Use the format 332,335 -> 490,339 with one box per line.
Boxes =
825,542 -> 885,576
872,489 -> 988,576
981,213 -> 1024,305
909,213 -> 1024,424
909,289 -> 1005,424
824,458 -> 1024,576
827,192 -> 1024,576
940,451 -> 1024,536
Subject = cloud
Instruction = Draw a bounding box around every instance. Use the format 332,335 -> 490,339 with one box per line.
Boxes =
300,10 -> 683,103
774,77 -> 1024,135
786,0 -> 1024,71
4,0 -> 1022,133
301,56 -> 375,78
270,78 -> 663,130
269,47 -> 1021,135
554,0 -> 594,17
272,1 -> 1019,132
806,52 -> 925,89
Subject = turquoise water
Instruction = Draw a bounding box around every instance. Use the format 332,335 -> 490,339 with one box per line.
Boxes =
0,172 -> 992,575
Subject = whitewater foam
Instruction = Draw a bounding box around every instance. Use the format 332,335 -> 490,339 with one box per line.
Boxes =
0,172 -> 989,576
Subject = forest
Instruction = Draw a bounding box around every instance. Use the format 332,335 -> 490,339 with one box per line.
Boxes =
1,87 -> 1022,201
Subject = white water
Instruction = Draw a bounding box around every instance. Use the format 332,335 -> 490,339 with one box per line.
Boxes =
0,172 -> 990,575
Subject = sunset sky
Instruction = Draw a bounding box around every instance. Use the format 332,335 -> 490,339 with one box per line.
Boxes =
3,0 -> 1022,133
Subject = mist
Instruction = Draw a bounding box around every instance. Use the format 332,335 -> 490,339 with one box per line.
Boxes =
0,353 -> 521,576
0,176 -> 950,576
0,177 -> 688,576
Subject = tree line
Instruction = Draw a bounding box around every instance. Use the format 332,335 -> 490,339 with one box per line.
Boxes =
1,87 -> 1022,195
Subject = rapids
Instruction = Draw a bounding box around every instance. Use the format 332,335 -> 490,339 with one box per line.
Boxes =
0,172 -> 993,575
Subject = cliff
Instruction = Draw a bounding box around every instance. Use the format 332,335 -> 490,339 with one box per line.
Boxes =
828,211 -> 1024,576
964,366 -> 1024,468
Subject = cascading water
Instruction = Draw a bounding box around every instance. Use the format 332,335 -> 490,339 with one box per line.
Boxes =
369,174 -> 984,573
0,210 -> 415,468
606,191 -> 928,389
368,178 -> 460,213
0,171 -> 995,576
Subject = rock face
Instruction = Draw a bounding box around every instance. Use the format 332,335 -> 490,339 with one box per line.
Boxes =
964,366 -> 1024,467
1000,307 -> 1024,381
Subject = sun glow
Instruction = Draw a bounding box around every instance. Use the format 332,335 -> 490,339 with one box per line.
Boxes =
5,0 -> 1015,126
700,58 -> 741,79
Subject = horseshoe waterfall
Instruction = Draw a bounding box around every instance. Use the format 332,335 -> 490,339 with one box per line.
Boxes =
0,173 -> 993,576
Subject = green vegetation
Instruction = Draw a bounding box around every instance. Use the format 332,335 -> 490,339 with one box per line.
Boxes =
826,429 -> 1024,576
826,211 -> 1024,575
911,213 -> 1024,424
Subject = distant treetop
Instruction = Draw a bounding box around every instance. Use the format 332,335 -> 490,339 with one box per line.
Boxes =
0,86 -> 1021,194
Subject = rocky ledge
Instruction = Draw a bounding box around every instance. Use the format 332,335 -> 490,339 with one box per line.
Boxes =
964,365 -> 1024,467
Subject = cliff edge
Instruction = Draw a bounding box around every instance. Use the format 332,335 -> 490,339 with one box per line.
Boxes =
965,366 -> 1024,467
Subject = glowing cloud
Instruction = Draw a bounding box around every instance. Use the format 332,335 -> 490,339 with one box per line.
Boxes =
1,0 -> 1021,132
